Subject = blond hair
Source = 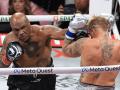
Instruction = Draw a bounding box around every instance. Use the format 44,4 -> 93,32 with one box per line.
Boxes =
87,16 -> 110,31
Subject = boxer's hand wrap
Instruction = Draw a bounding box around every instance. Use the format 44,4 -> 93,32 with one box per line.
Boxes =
65,14 -> 88,40
6,41 -> 23,62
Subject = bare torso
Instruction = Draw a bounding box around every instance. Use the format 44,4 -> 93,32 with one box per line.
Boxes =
6,26 -> 52,67
80,38 -> 120,86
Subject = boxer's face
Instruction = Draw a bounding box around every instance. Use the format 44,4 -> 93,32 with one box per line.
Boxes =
57,4 -> 64,15
12,0 -> 25,13
11,17 -> 31,42
74,0 -> 89,12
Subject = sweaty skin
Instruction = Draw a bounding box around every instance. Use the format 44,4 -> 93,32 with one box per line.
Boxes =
63,17 -> 120,86
1,13 -> 66,67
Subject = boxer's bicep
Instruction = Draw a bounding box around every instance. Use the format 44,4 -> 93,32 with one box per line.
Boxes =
50,29 -> 66,40
42,25 -> 66,39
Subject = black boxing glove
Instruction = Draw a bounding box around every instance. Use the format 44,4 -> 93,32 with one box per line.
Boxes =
6,41 -> 24,62
74,30 -> 89,40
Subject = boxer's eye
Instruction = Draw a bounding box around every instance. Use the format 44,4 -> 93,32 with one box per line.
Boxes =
13,28 -> 19,32
21,26 -> 25,29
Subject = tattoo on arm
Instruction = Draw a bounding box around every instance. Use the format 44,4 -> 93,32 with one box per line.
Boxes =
42,25 -> 65,39
0,37 -> 10,68
0,37 -> 7,56
64,38 -> 73,44
0,60 -> 8,68
63,38 -> 86,57
43,25 -> 62,31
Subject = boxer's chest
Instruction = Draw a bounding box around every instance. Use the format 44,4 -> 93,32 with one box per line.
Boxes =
23,42 -> 43,57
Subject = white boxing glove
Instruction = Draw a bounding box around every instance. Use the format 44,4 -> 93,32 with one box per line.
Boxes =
69,13 -> 88,30
65,13 -> 88,40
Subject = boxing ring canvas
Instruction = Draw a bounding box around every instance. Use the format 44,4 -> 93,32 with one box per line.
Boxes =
0,48 -> 120,90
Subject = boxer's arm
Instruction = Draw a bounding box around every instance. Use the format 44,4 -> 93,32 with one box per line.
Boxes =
62,38 -> 86,57
40,25 -> 66,40
0,36 -> 11,68
63,14 -> 88,57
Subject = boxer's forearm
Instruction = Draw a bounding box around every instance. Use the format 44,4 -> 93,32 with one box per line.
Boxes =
63,14 -> 88,57
62,38 -> 80,57
0,60 -> 9,68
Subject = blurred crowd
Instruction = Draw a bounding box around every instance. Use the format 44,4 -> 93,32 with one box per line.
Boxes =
0,0 -> 119,33
0,0 -> 89,33
0,0 -> 89,15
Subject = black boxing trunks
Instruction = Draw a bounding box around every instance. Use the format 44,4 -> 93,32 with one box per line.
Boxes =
7,58 -> 56,90
76,82 -> 115,90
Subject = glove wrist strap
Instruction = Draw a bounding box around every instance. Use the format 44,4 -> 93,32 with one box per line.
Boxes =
65,27 -> 77,40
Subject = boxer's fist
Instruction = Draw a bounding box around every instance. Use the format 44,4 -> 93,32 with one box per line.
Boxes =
65,14 -> 88,40
6,41 -> 24,62
75,30 -> 89,40
69,13 -> 88,31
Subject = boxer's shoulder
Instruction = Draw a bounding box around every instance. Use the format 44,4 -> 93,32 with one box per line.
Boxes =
31,25 -> 45,33
5,32 -> 17,43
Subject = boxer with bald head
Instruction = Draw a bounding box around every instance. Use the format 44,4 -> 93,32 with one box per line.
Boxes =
0,12 -> 65,90
63,15 -> 120,90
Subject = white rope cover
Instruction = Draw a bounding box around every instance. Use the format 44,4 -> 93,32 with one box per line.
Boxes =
1,14 -> 118,39
0,15 -> 73,22
1,14 -> 119,39
0,65 -> 120,75
0,14 -> 114,22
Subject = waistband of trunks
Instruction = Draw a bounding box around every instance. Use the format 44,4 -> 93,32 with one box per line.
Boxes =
13,57 -> 54,67
79,82 -> 115,88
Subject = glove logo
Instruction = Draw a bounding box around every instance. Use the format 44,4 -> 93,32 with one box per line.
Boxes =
6,42 -> 23,61
8,46 -> 16,57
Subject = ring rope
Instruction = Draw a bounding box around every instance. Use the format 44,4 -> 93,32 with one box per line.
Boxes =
0,65 -> 120,75
1,14 -> 119,39
0,14 -> 114,22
